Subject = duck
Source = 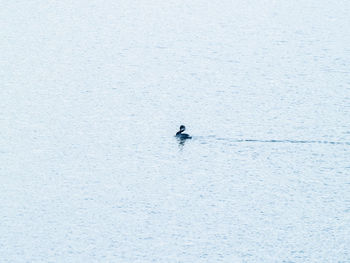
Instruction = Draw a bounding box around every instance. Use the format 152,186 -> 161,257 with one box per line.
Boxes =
175,125 -> 192,139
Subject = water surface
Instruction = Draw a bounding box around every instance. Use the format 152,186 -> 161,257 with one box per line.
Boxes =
1,0 -> 350,262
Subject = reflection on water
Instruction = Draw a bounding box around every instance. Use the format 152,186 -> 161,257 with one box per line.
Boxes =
176,136 -> 190,149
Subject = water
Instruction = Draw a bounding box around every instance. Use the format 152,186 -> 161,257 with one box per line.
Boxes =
1,0 -> 350,262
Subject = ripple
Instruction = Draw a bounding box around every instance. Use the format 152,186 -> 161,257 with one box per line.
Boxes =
196,136 -> 350,146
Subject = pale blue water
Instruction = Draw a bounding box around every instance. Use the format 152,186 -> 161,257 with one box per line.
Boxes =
1,0 -> 350,262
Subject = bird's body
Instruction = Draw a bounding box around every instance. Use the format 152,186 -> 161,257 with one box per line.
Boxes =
175,125 -> 192,139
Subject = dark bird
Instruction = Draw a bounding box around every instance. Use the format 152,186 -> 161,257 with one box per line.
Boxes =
175,125 -> 192,139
